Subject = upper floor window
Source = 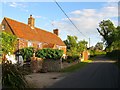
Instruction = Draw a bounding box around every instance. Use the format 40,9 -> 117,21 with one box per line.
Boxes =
28,41 -> 33,47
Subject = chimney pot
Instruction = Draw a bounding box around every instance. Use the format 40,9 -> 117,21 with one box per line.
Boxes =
53,29 -> 59,36
28,15 -> 35,28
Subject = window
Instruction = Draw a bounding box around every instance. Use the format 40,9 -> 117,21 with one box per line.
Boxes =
56,45 -> 60,50
28,41 -> 33,47
2,25 -> 5,30
38,43 -> 42,48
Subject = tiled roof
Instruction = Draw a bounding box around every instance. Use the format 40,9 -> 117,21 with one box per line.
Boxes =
4,17 -> 65,46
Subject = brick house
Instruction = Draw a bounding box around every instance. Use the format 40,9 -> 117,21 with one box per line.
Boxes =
1,15 -> 66,54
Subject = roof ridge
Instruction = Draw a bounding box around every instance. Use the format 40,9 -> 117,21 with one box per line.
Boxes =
3,17 -> 65,46
4,17 -> 56,35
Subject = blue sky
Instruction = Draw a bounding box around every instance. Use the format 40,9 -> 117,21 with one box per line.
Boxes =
1,2 -> 118,47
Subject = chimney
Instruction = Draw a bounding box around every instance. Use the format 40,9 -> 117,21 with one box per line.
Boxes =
53,29 -> 59,36
28,15 -> 35,29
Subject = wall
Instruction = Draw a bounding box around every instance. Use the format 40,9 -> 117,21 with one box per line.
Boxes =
42,59 -> 62,72
1,19 -> 14,34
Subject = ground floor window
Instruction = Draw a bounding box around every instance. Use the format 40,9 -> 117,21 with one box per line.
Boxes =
28,41 -> 33,47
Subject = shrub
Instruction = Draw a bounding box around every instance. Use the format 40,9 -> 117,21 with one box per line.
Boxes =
2,60 -> 29,88
35,48 -> 63,60
19,47 -> 34,61
106,50 -> 120,60
66,55 -> 79,63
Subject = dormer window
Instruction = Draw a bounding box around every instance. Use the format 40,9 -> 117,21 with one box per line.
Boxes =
2,25 -> 5,30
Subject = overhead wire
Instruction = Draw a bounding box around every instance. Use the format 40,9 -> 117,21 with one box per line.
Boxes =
53,0 -> 88,39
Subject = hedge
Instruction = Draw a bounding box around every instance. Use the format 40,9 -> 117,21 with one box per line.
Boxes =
35,48 -> 63,60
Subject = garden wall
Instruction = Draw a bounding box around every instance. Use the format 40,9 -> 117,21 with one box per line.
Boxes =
42,59 -> 62,72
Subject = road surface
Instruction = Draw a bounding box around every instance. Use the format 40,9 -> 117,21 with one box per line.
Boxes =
49,55 -> 120,88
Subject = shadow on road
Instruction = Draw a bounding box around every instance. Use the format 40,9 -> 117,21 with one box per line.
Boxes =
48,55 -> 120,88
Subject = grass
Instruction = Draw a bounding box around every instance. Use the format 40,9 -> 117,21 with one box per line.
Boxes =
115,61 -> 120,69
61,59 -> 92,73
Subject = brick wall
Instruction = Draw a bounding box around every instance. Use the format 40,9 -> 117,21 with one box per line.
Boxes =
1,19 -> 14,34
82,50 -> 89,61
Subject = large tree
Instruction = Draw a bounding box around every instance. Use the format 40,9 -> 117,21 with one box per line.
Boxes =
97,20 -> 116,47
94,42 -> 103,50
64,35 -> 88,56
97,20 -> 120,51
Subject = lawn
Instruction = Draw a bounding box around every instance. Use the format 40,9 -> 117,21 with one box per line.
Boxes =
115,61 -> 120,69
61,60 -> 92,72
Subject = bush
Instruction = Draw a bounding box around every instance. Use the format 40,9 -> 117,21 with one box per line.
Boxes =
90,50 -> 106,57
2,60 -> 29,88
19,47 -> 34,61
35,48 -> 63,60
106,50 -> 120,60
66,55 -> 79,63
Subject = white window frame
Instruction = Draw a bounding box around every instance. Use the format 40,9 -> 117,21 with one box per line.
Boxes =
38,43 -> 42,48
2,25 -> 5,30
28,41 -> 33,47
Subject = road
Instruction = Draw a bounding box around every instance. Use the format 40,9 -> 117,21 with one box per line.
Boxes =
49,55 -> 120,88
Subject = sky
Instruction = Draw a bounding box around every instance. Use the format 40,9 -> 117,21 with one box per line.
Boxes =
1,1 -> 118,47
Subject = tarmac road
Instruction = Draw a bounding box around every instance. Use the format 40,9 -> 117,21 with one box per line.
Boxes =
49,55 -> 120,88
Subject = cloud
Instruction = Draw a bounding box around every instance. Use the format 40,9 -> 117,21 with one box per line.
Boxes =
8,2 -> 29,12
9,2 -> 26,8
9,2 -> 17,7
53,2 -> 118,46
35,15 -> 42,18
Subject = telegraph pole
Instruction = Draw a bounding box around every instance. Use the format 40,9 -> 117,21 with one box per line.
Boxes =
89,38 -> 90,48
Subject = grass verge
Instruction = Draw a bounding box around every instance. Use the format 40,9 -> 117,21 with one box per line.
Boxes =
61,60 -> 92,73
115,61 -> 120,69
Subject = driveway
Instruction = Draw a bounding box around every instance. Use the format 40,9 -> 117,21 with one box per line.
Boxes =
49,55 -> 120,88
25,72 -> 67,88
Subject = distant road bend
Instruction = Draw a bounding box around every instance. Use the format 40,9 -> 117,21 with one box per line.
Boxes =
49,55 -> 120,88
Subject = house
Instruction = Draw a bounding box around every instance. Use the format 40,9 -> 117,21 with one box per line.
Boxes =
1,15 -> 66,54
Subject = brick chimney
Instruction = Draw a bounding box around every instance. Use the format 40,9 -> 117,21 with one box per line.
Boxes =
28,15 -> 35,29
53,29 -> 59,36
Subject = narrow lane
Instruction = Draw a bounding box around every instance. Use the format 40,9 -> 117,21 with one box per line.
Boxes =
49,56 -> 120,88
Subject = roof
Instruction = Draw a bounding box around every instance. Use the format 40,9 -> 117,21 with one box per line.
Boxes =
3,17 -> 66,46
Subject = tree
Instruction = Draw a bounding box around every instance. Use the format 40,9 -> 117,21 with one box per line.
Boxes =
64,35 -> 78,50
64,35 -> 88,56
77,40 -> 88,52
1,32 -> 17,54
97,20 -> 116,47
94,42 -> 103,51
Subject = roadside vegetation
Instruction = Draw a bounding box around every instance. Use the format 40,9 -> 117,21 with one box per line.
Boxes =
61,60 -> 92,72
1,32 -> 29,88
97,20 -> 120,68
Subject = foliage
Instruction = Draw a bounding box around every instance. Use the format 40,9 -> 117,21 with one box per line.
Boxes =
94,42 -> 103,50
61,62 -> 88,72
90,50 -> 106,57
97,20 -> 116,47
35,48 -> 63,60
106,50 -> 120,60
2,60 -> 29,88
0,32 -> 17,54
97,20 -> 120,52
66,55 -> 80,63
19,47 -> 34,61
64,35 -> 88,59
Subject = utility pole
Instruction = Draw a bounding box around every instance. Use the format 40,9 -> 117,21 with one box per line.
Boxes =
89,38 -> 90,48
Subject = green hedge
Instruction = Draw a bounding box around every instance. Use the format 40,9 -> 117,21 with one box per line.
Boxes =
90,50 -> 106,57
35,48 -> 63,60
19,47 -> 34,61
106,50 -> 120,60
